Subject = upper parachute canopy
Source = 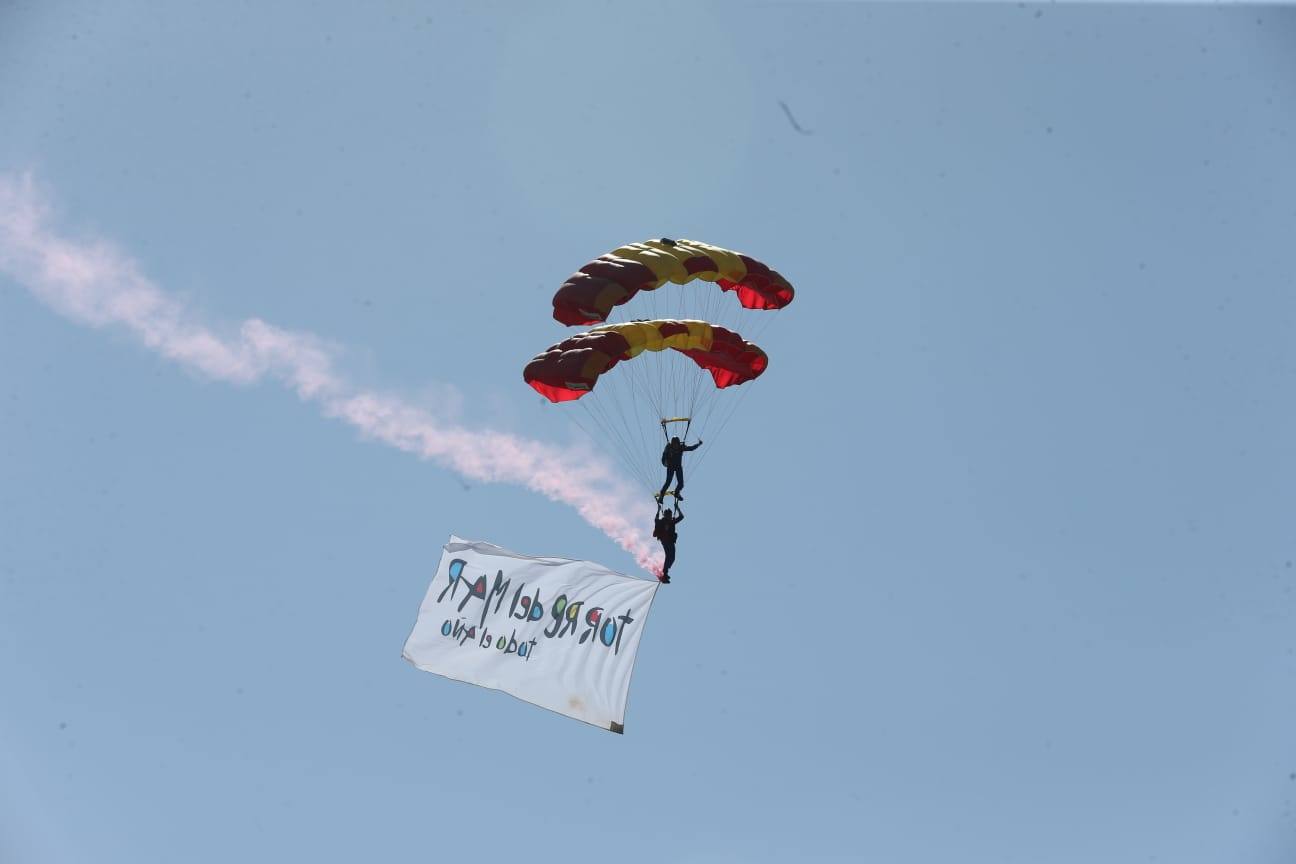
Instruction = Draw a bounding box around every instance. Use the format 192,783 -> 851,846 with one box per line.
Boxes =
551,238 -> 795,326
524,319 -> 768,403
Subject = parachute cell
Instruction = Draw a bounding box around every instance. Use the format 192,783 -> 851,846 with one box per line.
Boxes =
551,238 -> 795,326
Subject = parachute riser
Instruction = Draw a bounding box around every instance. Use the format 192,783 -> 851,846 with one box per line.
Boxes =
659,416 -> 692,443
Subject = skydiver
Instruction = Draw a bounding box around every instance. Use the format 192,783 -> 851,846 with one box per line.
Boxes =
653,500 -> 683,584
657,435 -> 701,501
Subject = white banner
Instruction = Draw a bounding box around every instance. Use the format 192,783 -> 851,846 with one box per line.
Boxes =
402,535 -> 660,733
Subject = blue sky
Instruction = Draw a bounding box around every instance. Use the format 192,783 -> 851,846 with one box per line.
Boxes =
2,2 -> 1295,862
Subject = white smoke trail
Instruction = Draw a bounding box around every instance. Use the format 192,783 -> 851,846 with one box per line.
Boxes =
0,172 -> 661,573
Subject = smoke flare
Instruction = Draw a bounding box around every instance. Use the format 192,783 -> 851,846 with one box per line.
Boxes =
0,173 -> 660,572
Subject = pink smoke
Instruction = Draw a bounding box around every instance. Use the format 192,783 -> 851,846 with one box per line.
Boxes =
0,172 -> 661,573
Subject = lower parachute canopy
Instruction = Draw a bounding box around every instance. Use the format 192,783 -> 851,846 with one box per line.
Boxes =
523,320 -> 769,494
524,319 -> 768,403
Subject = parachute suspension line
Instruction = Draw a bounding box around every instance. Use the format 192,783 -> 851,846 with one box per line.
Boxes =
672,303 -> 690,427
596,369 -> 659,493
688,342 -> 707,421
631,384 -> 655,485
617,343 -> 654,415
608,369 -> 656,483
685,302 -> 783,480
688,304 -> 779,477
574,400 -> 652,494
744,305 -> 781,352
685,378 -> 725,454
633,349 -> 688,488
680,353 -> 703,442
688,377 -> 756,481
621,357 -> 663,480
686,344 -> 702,421
622,360 -> 663,487
660,416 -> 692,439
708,303 -> 781,469
705,280 -> 730,335
682,330 -> 758,478
579,393 -> 641,490
625,397 -> 658,493
571,404 -> 627,488
657,332 -> 667,435
669,347 -> 685,423
684,338 -> 706,430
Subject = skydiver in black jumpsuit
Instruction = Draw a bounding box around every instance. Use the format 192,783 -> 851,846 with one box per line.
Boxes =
658,436 -> 702,501
653,501 -> 683,583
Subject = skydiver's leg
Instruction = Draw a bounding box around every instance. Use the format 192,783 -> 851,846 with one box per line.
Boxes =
659,466 -> 678,498
662,541 -> 676,576
673,465 -> 684,496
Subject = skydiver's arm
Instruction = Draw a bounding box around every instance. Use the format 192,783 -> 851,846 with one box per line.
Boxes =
683,440 -> 702,451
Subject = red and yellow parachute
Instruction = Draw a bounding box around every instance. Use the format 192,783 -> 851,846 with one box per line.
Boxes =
551,238 -> 795,327
525,320 -> 768,403
526,239 -> 793,495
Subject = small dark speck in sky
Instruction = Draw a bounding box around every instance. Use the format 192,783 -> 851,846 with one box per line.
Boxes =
778,101 -> 813,136
59,722 -> 67,730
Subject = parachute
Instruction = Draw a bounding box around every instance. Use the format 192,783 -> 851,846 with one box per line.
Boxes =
528,240 -> 793,496
523,320 -> 768,403
524,319 -> 768,492
551,238 -> 795,327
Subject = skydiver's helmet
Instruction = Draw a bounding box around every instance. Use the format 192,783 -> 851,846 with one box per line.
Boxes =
671,436 -> 681,445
